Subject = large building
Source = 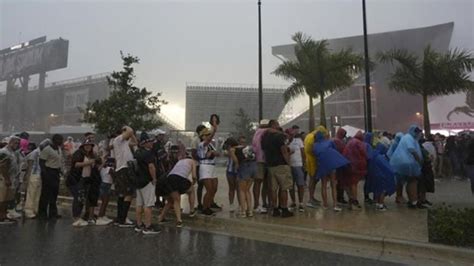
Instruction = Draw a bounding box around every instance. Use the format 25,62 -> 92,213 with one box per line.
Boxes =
0,73 -> 180,133
272,22 -> 455,133
185,83 -> 287,132
0,73 -> 110,132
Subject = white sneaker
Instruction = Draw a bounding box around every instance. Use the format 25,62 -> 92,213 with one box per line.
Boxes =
229,203 -> 235,213
96,217 -> 112,226
24,211 -> 36,219
7,210 -> 22,219
333,206 -> 342,212
125,217 -> 133,225
72,218 -> 89,227
102,216 -> 113,223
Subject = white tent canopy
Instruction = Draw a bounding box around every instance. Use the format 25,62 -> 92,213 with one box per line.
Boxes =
341,125 -> 364,137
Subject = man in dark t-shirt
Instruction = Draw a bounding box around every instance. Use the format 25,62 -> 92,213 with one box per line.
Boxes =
134,133 -> 160,235
261,129 -> 294,218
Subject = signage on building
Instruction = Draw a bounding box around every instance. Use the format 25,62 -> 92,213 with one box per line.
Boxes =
64,88 -> 89,112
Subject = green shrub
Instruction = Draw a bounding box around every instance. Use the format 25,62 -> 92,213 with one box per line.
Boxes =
428,204 -> 474,247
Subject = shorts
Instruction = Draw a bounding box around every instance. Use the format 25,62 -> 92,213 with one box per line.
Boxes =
136,182 -> 156,207
0,176 -> 14,203
256,162 -> 266,180
100,182 -> 112,197
156,175 -> 192,196
291,166 -> 305,186
238,161 -> 257,180
199,164 -> 216,180
114,168 -> 135,196
268,165 -> 293,192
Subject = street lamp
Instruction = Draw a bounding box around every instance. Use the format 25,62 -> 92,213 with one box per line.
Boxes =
416,112 -> 423,126
258,0 -> 263,122
362,0 -> 372,132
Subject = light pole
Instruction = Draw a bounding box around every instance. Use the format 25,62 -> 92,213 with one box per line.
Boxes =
362,0 -> 372,132
258,0 -> 263,122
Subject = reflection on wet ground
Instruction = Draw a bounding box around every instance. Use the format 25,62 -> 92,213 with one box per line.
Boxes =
0,219 -> 399,266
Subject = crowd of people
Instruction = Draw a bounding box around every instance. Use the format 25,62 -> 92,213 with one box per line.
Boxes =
0,116 -> 473,235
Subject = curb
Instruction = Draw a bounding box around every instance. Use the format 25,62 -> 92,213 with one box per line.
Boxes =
57,196 -> 474,265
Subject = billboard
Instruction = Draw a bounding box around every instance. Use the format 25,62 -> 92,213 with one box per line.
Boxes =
429,91 -> 474,130
0,38 -> 68,81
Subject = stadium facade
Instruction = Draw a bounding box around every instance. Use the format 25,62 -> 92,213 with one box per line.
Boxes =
185,83 -> 287,132
0,73 -> 110,132
272,22 -> 455,133
0,73 -> 180,133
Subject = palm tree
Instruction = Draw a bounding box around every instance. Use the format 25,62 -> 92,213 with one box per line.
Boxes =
273,32 -> 364,130
378,46 -> 474,135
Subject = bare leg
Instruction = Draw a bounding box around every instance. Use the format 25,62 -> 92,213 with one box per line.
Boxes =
350,184 -> 358,201
297,185 -> 304,205
158,199 -> 172,222
227,174 -> 237,206
289,182 -> 296,205
321,177 -> 329,208
203,180 -> 212,210
309,178 -> 317,201
253,179 -> 262,209
239,181 -> 247,213
170,192 -> 182,222
136,206 -> 143,226
407,178 -> 418,203
262,175 -> 270,208
187,187 -> 195,211
245,181 -> 253,213
98,195 -> 109,217
329,173 -> 337,208
211,179 -> 218,206
279,188 -> 288,208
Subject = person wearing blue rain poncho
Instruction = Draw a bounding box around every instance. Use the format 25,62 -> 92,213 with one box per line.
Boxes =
387,133 -> 403,159
389,125 -> 424,209
313,131 -> 349,212
365,142 -> 396,211
387,132 -> 406,204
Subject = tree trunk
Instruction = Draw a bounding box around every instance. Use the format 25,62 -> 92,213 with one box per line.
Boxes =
319,92 -> 327,128
422,92 -> 431,136
308,96 -> 315,131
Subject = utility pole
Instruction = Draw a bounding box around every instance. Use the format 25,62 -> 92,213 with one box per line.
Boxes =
362,0 -> 372,132
258,0 -> 263,121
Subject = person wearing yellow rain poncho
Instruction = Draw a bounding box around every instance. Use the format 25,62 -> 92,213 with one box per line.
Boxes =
304,126 -> 328,208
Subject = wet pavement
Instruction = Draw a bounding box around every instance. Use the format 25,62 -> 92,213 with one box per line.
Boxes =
209,166 -> 474,243
0,218 -> 399,266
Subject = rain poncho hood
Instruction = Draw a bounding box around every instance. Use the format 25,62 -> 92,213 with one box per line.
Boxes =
387,132 -> 403,158
333,128 -> 347,153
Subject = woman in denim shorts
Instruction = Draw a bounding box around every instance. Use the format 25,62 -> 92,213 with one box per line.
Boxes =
235,142 -> 257,218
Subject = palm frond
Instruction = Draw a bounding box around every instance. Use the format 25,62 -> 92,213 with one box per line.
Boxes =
377,49 -> 420,74
283,82 -> 306,103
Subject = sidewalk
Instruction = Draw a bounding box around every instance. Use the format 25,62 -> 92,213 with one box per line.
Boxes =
189,166 -> 474,264
209,167 -> 472,243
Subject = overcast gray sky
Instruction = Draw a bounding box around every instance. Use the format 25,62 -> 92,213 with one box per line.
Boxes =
1,0 -> 473,127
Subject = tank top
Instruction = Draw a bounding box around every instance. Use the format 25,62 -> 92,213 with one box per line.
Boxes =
168,159 -> 193,181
